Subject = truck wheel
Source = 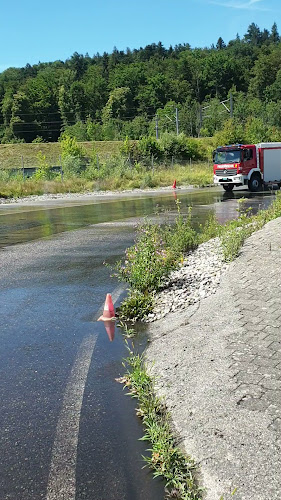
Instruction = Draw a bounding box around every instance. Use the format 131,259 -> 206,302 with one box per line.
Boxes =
248,174 -> 262,192
223,184 -> 234,192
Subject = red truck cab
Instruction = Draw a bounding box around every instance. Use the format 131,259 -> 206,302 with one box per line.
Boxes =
213,143 -> 281,192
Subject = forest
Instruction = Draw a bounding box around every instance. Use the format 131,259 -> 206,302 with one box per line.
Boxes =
0,22 -> 281,144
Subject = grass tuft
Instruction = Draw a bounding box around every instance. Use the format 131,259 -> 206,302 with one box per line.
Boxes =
122,351 -> 201,500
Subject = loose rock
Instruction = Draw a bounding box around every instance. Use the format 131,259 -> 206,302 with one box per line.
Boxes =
144,238 -> 228,322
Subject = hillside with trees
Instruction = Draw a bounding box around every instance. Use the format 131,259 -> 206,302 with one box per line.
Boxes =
1,22 -> 281,144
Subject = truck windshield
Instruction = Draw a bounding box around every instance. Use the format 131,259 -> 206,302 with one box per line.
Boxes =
215,150 -> 241,164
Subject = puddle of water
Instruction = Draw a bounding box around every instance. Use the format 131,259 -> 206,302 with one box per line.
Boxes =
0,188 -> 277,247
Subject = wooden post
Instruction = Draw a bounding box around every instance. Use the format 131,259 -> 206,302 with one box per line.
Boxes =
21,156 -> 24,179
59,155 -> 63,181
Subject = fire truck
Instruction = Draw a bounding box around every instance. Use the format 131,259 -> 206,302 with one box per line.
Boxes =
213,143 -> 281,192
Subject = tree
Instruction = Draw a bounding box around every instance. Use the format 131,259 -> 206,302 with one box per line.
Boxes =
102,87 -> 132,122
270,22 -> 280,44
58,70 -> 76,126
216,37 -> 226,50
1,90 -> 13,127
249,45 -> 281,98
244,23 -> 262,46
67,52 -> 88,78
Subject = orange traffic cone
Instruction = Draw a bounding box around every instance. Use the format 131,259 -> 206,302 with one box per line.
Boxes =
172,179 -> 176,189
98,293 -> 115,321
103,321 -> 115,342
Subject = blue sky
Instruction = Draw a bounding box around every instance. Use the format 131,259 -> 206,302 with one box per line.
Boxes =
0,0 -> 280,72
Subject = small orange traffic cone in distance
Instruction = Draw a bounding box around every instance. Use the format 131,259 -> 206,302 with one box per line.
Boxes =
172,179 -> 176,189
98,293 -> 115,321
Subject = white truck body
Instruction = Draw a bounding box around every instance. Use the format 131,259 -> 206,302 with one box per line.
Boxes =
258,143 -> 281,183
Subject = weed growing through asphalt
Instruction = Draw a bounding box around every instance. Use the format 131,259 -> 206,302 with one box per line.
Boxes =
117,319 -> 136,338
120,350 -> 201,500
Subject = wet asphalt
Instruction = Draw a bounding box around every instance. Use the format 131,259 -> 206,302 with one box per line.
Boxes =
0,224 -> 164,499
0,187 -> 276,499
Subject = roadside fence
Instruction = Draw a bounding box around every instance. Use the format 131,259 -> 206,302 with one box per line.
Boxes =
0,153 -> 211,181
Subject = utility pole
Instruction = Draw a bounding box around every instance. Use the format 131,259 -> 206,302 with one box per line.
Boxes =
199,93 -> 234,135
175,107 -> 179,135
155,114 -> 159,140
230,92 -> 234,118
198,106 -> 203,137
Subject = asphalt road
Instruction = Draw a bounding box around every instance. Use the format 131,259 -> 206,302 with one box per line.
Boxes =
0,187 -> 275,499
0,222 -> 164,500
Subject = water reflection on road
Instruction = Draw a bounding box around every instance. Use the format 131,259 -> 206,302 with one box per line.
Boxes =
0,187 -> 276,247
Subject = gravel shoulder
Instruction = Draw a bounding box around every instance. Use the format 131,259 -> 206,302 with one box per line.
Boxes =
146,218 -> 281,500
0,185 -> 199,207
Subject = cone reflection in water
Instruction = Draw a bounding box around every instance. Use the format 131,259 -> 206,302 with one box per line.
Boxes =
103,321 -> 115,342
173,190 -> 177,200
98,293 -> 115,321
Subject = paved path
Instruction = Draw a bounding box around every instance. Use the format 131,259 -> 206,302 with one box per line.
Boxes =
146,218 -> 281,500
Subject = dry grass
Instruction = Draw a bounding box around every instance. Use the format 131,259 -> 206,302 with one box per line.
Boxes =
96,163 -> 213,191
0,162 -> 213,199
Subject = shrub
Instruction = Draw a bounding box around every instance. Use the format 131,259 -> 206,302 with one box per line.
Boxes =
158,133 -> 202,161
33,152 -> 54,180
62,155 -> 85,178
117,291 -> 154,321
115,221 -> 175,294
62,121 -> 88,142
32,136 -> 45,143
60,134 -> 85,160
120,136 -> 141,163
138,136 -> 163,159
165,203 -> 198,256
213,118 -> 244,147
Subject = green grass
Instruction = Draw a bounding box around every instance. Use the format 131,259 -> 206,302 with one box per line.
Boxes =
0,137 -> 214,170
115,201 -> 199,321
121,350 -> 201,499
219,193 -> 281,261
0,140 -> 123,169
0,162 -> 213,199
0,177 -> 94,199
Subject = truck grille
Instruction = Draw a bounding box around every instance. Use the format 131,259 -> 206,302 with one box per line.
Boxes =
215,168 -> 237,176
